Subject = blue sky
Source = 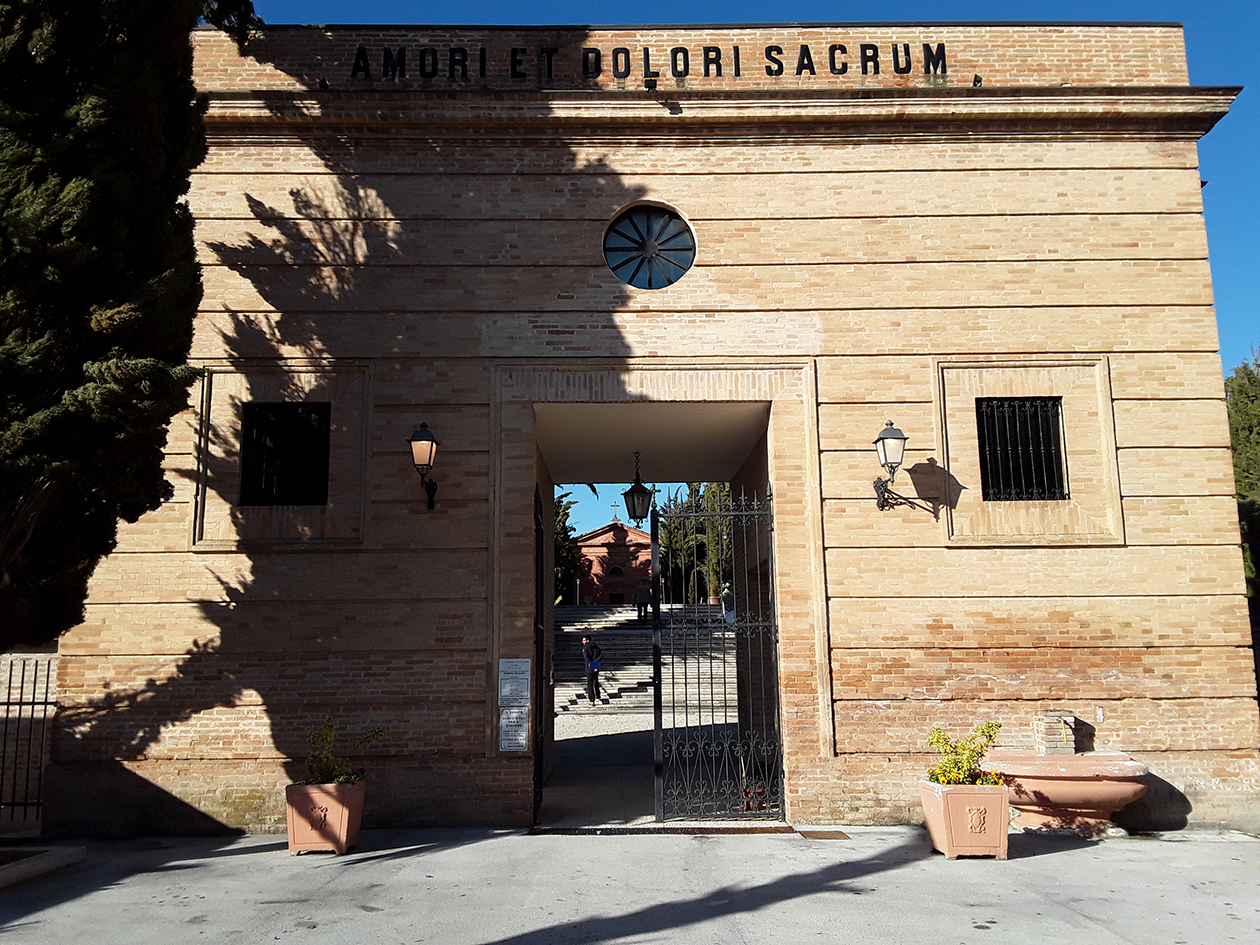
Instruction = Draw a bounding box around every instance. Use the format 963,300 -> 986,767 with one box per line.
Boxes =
252,1 -> 1258,535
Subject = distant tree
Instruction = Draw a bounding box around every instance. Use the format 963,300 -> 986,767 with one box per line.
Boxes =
554,491 -> 581,604
1224,354 -> 1260,630
0,1 -> 259,650
658,483 -> 732,603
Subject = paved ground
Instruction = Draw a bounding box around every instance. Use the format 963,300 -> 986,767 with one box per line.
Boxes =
539,707 -> 781,830
6,713 -> 1257,943
538,711 -> 656,829
2,826 -> 1258,944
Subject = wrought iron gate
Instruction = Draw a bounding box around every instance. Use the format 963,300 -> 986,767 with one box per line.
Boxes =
533,487 -> 547,821
650,486 -> 782,820
1,656 -> 55,825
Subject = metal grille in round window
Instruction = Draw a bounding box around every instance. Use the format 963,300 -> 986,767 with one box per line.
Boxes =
603,205 -> 696,289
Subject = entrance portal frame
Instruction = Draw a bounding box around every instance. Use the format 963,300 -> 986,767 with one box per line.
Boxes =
488,361 -> 832,823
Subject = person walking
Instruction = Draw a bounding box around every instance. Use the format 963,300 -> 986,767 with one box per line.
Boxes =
631,578 -> 652,626
720,582 -> 736,626
581,635 -> 603,705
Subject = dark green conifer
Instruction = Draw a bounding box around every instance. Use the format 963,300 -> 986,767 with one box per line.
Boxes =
1225,355 -> 1260,601
0,1 -> 256,649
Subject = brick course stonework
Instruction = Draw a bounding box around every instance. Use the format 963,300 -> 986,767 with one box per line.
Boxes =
42,22 -> 1258,836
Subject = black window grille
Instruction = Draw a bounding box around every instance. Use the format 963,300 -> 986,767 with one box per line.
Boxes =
239,402 -> 331,506
975,397 -> 1069,501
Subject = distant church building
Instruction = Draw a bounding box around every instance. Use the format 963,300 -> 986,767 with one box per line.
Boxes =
44,22 -> 1258,835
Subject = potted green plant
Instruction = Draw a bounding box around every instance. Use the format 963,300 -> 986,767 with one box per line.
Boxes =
919,721 -> 1009,859
285,717 -> 387,855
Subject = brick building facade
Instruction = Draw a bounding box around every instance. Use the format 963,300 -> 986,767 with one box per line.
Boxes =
573,521 -> 651,606
44,23 -> 1259,834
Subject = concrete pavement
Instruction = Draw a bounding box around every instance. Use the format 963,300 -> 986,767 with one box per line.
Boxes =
2,825 -> 1257,945
7,714 -> 1258,942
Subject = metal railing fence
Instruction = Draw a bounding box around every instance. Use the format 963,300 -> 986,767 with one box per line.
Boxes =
1,656 -> 56,824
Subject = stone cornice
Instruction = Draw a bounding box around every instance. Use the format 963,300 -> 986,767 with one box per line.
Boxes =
202,86 -> 1238,140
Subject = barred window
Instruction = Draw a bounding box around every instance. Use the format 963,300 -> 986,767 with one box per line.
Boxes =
975,397 -> 1069,501
239,402 -> 331,506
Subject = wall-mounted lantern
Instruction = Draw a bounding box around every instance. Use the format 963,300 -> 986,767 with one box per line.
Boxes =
874,421 -> 908,481
622,451 -> 653,525
872,420 -> 931,513
407,422 -> 439,511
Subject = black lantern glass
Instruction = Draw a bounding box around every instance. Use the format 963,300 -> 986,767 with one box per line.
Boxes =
622,451 -> 652,525
407,423 -> 439,476
873,420 -> 908,478
406,422 -> 440,510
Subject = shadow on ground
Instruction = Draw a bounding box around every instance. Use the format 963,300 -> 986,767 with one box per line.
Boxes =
0,830 -> 488,928
538,724 -> 655,829
552,727 -> 653,768
478,837 -> 931,945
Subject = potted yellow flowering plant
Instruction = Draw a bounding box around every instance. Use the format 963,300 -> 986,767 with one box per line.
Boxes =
919,721 -> 1009,859
286,717 -> 387,855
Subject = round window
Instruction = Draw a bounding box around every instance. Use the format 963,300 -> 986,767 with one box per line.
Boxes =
603,205 -> 696,289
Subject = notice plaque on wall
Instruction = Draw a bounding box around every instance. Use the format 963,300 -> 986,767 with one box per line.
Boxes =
500,706 -> 530,752
498,658 -> 531,706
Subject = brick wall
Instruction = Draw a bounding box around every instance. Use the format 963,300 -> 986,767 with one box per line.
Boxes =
193,24 -> 1190,92
46,24 -> 1257,834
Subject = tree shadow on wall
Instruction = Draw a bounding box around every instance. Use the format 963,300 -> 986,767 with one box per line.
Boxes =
49,28 -> 652,835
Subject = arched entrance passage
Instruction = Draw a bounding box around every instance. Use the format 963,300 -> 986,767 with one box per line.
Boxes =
489,364 -> 831,829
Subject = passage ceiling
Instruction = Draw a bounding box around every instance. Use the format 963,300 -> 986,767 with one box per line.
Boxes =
534,402 -> 770,484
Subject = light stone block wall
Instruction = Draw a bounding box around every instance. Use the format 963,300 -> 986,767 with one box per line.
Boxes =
44,24 -> 1258,835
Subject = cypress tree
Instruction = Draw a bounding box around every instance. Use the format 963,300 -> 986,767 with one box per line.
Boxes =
0,1 -> 256,649
1225,355 -> 1260,601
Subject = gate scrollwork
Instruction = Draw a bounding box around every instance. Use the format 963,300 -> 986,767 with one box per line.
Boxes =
651,485 -> 783,821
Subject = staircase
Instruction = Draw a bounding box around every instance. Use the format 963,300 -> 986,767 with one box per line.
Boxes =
553,604 -> 740,716
554,606 -> 654,713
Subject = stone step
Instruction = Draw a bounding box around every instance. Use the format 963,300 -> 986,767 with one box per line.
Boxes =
555,675 -> 656,713
553,604 -> 740,714
553,638 -> 738,678
554,604 -> 727,634
553,661 -> 651,684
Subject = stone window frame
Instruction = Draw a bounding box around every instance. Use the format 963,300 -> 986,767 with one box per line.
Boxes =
190,361 -> 371,550
935,357 -> 1124,546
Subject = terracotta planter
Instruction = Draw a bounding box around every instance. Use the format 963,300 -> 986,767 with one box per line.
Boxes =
743,787 -> 767,811
987,749 -> 1148,836
919,781 -> 1009,859
285,780 -> 366,854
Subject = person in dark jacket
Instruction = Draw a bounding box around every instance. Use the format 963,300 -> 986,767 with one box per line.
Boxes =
631,578 -> 652,625
581,635 -> 603,705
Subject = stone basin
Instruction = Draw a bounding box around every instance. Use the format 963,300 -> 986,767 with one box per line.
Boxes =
987,749 -> 1148,836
